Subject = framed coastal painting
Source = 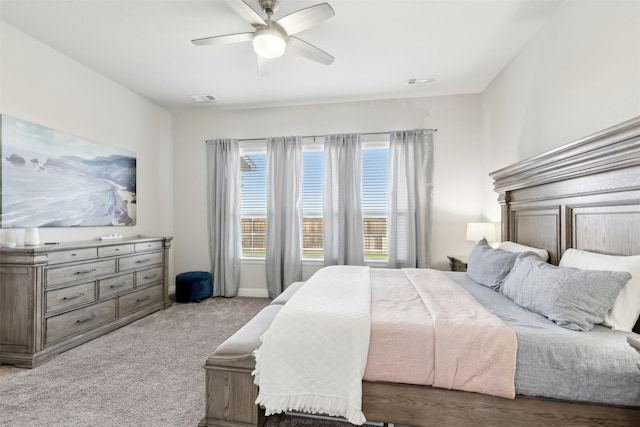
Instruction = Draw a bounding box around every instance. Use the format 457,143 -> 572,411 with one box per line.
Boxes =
0,115 -> 136,227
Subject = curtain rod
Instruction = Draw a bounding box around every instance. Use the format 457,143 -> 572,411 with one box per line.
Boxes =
206,129 -> 438,143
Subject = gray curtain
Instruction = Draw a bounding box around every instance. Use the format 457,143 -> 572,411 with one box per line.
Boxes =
206,139 -> 242,297
387,129 -> 434,268
323,133 -> 364,266
265,136 -> 303,298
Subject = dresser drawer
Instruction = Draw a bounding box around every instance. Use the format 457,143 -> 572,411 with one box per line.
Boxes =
99,273 -> 134,299
46,282 -> 96,314
135,241 -> 163,252
119,284 -> 163,316
119,252 -> 163,271
98,244 -> 135,257
47,248 -> 97,265
46,259 -> 117,288
46,299 -> 116,345
136,267 -> 163,287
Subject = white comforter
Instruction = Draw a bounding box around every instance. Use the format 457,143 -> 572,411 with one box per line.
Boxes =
253,265 -> 371,425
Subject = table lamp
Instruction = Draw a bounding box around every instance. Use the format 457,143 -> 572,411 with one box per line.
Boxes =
466,222 -> 496,243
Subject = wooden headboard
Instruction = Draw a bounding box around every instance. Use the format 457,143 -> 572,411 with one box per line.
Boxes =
491,116 -> 640,333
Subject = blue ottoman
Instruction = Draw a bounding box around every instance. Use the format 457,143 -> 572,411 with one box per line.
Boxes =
176,271 -> 212,303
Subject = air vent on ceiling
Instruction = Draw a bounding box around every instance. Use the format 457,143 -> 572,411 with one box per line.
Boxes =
406,77 -> 436,86
189,94 -> 217,103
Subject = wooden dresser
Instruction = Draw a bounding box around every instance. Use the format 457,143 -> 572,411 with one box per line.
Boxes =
0,237 -> 172,368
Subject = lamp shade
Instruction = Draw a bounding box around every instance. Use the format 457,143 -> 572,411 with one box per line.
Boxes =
466,222 -> 496,242
252,28 -> 286,59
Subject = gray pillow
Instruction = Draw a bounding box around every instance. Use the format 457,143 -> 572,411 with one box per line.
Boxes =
466,238 -> 523,290
501,255 -> 631,331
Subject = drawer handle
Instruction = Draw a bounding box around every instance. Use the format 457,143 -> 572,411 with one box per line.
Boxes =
63,292 -> 85,300
75,268 -> 97,275
136,296 -> 151,302
143,273 -> 157,280
71,253 -> 77,257
136,259 -> 151,264
110,282 -> 127,289
76,314 -> 96,324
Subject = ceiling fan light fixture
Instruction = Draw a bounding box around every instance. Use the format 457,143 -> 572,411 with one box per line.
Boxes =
252,28 -> 286,59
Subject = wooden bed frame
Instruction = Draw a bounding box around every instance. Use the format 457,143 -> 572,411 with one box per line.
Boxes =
200,117 -> 640,427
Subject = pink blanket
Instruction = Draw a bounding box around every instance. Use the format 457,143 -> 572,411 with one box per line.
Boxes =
363,269 -> 517,399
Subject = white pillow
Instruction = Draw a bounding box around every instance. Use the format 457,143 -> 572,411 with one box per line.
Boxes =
559,249 -> 640,331
497,241 -> 549,262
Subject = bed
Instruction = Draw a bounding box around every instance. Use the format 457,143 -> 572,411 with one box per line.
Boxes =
200,116 -> 640,427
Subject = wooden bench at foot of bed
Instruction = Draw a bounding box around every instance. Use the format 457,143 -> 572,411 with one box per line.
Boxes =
199,286 -> 300,427
200,352 -> 265,427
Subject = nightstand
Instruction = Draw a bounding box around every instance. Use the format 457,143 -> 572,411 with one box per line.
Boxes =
447,255 -> 468,272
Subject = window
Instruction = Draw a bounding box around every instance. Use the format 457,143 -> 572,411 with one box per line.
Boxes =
361,142 -> 389,260
240,143 -> 266,257
302,142 -> 324,258
239,137 -> 389,261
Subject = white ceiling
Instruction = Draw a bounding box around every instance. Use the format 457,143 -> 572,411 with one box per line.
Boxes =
0,0 -> 562,113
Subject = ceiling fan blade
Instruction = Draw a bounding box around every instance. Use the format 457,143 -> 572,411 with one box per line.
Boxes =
287,36 -> 334,65
226,0 -> 267,28
192,32 -> 254,46
275,3 -> 335,36
257,55 -> 274,77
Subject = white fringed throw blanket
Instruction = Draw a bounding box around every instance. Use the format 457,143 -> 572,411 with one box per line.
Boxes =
253,265 -> 371,425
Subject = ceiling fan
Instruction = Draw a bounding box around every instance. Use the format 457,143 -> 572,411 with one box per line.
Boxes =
192,0 -> 335,76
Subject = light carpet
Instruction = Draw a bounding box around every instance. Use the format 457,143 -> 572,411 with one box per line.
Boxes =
0,297 -> 363,427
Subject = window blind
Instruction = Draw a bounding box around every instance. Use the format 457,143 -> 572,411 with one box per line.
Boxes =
240,148 -> 266,218
361,141 -> 389,259
302,144 -> 323,217
361,144 -> 389,217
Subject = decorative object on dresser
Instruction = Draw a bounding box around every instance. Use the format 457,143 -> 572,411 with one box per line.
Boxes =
23,227 -> 40,246
0,237 -> 172,368
446,255 -> 468,272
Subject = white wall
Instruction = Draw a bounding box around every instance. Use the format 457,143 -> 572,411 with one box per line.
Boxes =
0,22 -> 175,285
173,95 -> 484,296
481,0 -> 640,222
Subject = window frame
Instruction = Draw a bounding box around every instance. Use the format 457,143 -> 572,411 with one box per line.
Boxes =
239,141 -> 267,258
239,136 -> 390,262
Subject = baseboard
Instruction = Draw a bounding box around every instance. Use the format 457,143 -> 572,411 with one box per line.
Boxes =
237,288 -> 269,298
